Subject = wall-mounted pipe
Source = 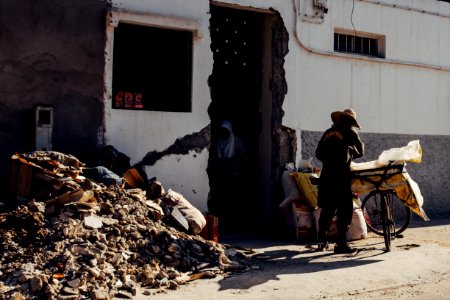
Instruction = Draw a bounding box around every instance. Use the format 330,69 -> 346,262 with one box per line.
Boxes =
359,0 -> 450,19
292,0 -> 450,72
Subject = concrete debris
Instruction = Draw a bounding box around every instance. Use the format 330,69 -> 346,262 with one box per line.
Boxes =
1,151 -> 260,299
84,215 -> 103,229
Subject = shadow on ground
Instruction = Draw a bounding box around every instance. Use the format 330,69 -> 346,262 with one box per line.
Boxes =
216,239 -> 384,291
216,217 -> 450,292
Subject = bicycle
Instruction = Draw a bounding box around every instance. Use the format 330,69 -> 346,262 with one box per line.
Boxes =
352,162 -> 412,252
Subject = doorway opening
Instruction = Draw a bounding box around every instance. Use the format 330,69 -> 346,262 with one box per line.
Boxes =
207,4 -> 290,235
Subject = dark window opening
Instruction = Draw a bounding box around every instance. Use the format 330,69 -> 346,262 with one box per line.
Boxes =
334,31 -> 385,58
112,23 -> 193,112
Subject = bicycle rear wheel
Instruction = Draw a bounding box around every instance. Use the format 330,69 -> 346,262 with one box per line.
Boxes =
361,190 -> 411,236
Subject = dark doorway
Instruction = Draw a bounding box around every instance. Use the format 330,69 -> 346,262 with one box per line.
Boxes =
207,5 -> 271,234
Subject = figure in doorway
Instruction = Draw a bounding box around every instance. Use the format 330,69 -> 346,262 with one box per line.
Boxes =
207,120 -> 248,233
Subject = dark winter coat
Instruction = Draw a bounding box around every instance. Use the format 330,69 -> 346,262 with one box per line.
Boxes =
315,124 -> 364,206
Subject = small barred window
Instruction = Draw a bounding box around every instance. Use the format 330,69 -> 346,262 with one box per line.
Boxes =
334,29 -> 385,59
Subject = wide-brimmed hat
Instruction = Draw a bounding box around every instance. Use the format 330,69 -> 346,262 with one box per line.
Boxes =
331,108 -> 361,129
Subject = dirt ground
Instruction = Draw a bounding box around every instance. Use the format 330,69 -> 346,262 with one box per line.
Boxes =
131,217 -> 450,300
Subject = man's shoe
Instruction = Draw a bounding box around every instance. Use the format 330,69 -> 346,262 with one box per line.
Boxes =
334,244 -> 357,254
316,242 -> 329,252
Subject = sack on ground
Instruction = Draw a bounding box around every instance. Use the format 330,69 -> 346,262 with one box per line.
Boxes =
279,170 -> 301,208
314,205 -> 367,241
161,189 -> 207,234
313,207 -> 338,238
290,172 -> 318,208
346,207 -> 367,241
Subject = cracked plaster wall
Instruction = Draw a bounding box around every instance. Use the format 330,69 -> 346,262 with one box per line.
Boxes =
104,0 -> 213,210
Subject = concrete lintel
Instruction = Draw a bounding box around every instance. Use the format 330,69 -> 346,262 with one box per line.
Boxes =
108,9 -> 203,38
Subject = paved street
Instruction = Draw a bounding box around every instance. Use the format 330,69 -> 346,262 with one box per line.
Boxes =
133,217 -> 450,300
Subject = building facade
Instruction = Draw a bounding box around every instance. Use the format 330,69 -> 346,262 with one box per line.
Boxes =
1,0 -> 449,230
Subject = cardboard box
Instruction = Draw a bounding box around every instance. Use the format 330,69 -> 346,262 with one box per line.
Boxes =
123,168 -> 145,188
292,202 -> 314,239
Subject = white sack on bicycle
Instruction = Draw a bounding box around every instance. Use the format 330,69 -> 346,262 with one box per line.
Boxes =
350,140 -> 429,221
350,140 -> 422,171
377,140 -> 422,164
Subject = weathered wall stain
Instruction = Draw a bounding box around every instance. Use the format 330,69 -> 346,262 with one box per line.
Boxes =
0,0 -> 108,200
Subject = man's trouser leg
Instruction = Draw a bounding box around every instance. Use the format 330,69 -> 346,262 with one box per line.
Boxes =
335,198 -> 353,246
318,206 -> 336,244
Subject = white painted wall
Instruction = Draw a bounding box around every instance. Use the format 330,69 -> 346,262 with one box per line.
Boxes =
104,0 -> 450,211
285,0 -> 450,138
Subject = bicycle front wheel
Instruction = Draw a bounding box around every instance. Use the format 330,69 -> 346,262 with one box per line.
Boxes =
361,190 -> 411,236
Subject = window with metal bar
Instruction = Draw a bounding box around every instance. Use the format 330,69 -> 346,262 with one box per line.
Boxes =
334,30 -> 385,58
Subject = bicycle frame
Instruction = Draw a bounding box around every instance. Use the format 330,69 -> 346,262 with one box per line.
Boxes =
352,162 -> 408,251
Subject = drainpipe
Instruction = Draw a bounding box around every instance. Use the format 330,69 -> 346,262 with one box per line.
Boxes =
292,0 -> 450,72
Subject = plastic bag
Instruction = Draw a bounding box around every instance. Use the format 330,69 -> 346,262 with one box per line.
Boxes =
377,140 -> 422,164
297,158 -> 313,172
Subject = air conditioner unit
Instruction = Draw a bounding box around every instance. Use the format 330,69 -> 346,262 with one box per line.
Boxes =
35,106 -> 53,151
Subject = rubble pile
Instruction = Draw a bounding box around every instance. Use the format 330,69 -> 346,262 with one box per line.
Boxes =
1,151 -> 255,300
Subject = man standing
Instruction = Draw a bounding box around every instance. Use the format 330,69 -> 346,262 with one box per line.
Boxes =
315,108 -> 365,254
